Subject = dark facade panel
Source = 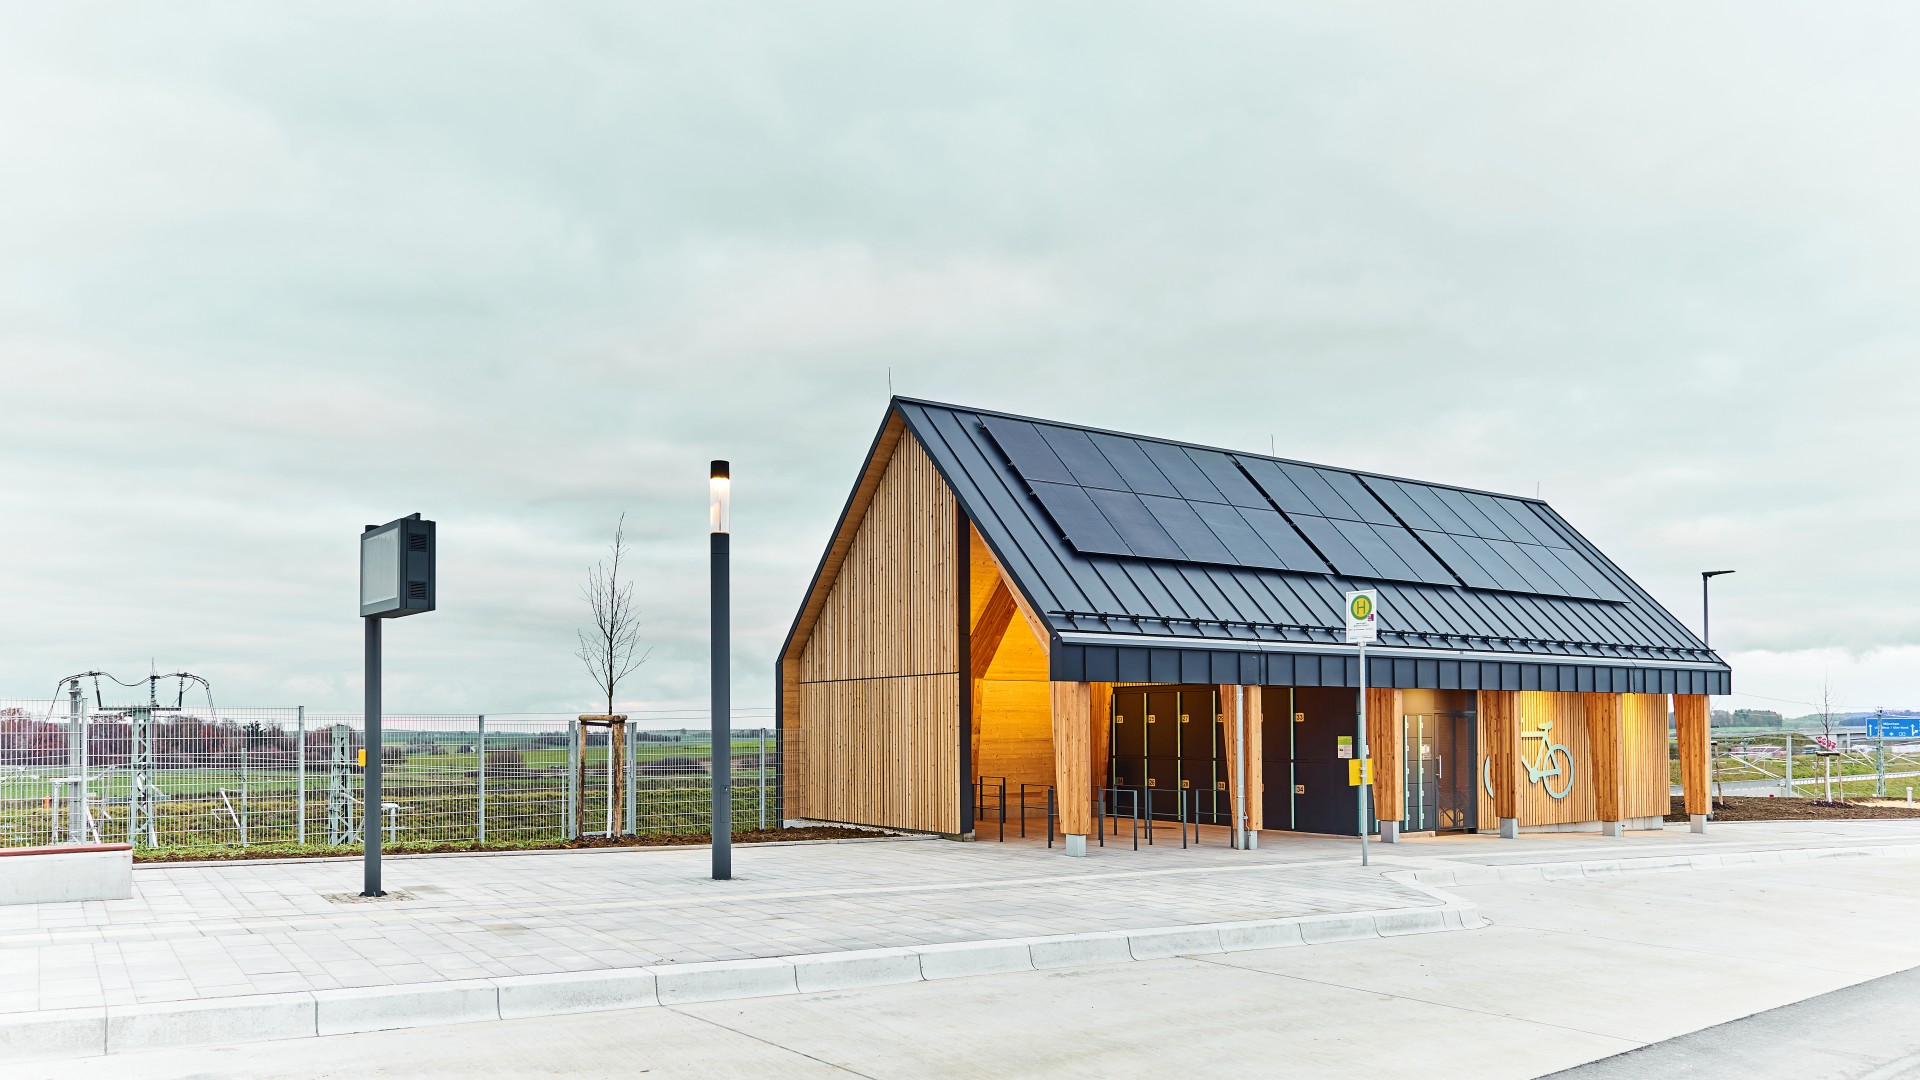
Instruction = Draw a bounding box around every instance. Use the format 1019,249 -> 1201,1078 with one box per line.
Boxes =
1051,645 -> 1085,682
1149,649 -> 1180,684
1180,650 -> 1211,684
1086,646 -> 1119,683
1266,652 -> 1295,686
1118,648 -> 1151,683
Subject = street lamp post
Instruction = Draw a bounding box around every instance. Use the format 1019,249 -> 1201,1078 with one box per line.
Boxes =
1701,570 -> 1735,648
710,461 -> 732,881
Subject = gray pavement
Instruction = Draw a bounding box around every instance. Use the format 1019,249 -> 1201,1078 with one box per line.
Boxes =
6,818 -> 1920,1015
24,851 -> 1920,1079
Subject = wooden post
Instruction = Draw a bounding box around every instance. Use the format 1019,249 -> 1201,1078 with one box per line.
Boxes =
1585,693 -> 1624,835
1367,687 -> 1403,838
1245,686 -> 1264,834
1050,681 -> 1093,853
1482,690 -> 1521,837
1675,693 -> 1711,830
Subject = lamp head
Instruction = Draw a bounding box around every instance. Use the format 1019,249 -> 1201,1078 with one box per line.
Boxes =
709,460 -> 731,534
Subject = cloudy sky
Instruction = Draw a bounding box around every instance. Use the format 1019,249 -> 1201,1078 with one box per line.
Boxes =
4,3 -> 1917,723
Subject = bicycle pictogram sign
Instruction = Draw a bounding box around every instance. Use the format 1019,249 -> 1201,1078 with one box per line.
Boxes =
1482,720 -> 1575,801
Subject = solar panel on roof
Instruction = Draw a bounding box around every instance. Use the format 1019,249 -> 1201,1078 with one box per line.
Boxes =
1136,441 -> 1224,503
1432,487 -> 1508,540
1278,463 -> 1359,520
1366,479 -> 1439,531
1035,425 -> 1128,492
1236,506 -> 1329,573
1505,501 -> 1571,548
1140,495 -> 1235,564
1085,432 -> 1180,497
1463,491 -> 1537,545
1401,482 -> 1473,534
1185,449 -> 1269,508
1084,487 -> 1186,560
1188,501 -> 1281,569
1449,534 -> 1532,592
1291,515 -> 1378,578
1319,470 -> 1398,526
1373,525 -> 1458,586
1026,481 -> 1131,556
977,407 -> 1628,602
1236,458 -> 1320,516
1332,519 -> 1415,580
980,417 -> 1075,484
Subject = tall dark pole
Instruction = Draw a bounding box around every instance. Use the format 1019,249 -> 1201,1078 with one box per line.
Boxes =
363,614 -> 383,896
1702,570 -> 1735,649
710,460 -> 732,881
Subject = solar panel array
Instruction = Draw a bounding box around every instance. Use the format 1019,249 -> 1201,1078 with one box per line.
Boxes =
982,416 -> 1626,603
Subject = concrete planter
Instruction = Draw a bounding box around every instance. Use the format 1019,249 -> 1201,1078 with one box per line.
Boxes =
0,844 -> 134,906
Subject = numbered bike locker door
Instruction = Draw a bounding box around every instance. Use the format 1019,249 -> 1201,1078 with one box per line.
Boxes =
1435,710 -> 1477,832
1111,690 -> 1147,797
1144,689 -> 1181,820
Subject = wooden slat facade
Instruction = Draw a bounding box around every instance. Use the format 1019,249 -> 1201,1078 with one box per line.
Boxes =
1475,691 -> 1674,830
787,432 -> 961,835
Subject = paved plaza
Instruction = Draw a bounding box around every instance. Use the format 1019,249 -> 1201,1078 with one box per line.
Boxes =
4,818 -> 1919,1017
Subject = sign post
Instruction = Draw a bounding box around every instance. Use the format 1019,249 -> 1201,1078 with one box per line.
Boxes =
358,513 -> 436,898
1346,590 -> 1378,867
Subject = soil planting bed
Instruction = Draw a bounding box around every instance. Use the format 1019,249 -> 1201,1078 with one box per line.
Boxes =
1666,795 -> 1920,822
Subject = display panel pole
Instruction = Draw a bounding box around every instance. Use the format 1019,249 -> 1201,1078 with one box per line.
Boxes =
1357,642 -> 1369,868
363,615 -> 383,897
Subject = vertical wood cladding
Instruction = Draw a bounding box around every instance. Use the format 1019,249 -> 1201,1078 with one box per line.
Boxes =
1476,691 -> 1674,828
792,434 -> 960,834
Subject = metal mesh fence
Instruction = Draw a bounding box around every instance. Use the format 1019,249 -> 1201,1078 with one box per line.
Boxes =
1668,731 -> 1920,803
0,700 -> 781,851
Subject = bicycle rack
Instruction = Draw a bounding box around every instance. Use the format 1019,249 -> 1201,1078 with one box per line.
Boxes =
1018,782 -> 1052,839
1097,786 -> 1141,851
974,775 -> 1007,842
1142,788 -> 1189,849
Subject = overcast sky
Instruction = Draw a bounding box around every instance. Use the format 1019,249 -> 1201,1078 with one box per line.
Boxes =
4,3 -> 1917,723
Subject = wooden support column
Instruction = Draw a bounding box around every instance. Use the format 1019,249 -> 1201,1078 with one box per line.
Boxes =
1482,690 -> 1521,837
1675,693 -> 1711,831
1367,687 -> 1403,836
1218,686 -> 1263,846
1050,681 -> 1093,853
1585,692 -> 1625,835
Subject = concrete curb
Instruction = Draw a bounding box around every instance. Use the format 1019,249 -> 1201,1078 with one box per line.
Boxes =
1397,841 -> 1920,888
0,899 -> 1479,1063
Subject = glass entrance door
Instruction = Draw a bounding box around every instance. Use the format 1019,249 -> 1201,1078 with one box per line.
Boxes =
1403,712 -> 1476,833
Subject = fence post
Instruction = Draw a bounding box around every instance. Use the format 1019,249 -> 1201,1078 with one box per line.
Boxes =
476,715 -> 487,844
1877,738 -> 1887,798
240,744 -> 250,846
1783,732 -> 1793,798
758,731 -> 768,831
565,720 -> 578,841
296,707 -> 306,844
67,680 -> 85,844
625,722 -> 636,836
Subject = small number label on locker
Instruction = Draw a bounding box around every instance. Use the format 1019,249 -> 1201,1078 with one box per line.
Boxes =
1147,714 -> 1157,724
1295,712 -> 1307,724
1215,781 -> 1227,791
1181,713 -> 1190,724
1180,779 -> 1191,789
1294,784 -> 1307,795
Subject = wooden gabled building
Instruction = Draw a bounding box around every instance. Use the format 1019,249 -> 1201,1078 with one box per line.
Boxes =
777,399 -> 1730,854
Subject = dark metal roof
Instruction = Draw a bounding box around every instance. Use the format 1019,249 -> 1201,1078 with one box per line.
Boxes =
896,397 -> 1730,693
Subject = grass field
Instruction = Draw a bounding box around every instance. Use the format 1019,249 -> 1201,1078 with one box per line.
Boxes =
0,743 -> 781,850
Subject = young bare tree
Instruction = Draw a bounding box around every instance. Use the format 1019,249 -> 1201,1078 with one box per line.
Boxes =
577,515 -> 651,718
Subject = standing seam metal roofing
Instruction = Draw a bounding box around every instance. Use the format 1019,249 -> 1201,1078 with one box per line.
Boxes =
892,398 -> 1727,692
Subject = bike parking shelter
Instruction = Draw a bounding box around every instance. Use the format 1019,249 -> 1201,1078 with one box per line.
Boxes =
777,400 -> 1730,853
